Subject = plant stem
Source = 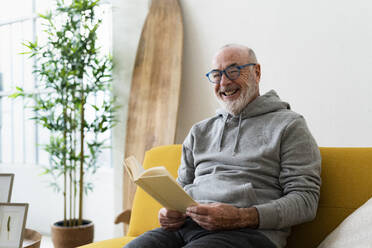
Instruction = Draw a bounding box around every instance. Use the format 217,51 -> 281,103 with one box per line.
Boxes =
63,91 -> 67,227
79,84 -> 85,226
7,216 -> 11,240
69,105 -> 73,226
74,119 -> 77,224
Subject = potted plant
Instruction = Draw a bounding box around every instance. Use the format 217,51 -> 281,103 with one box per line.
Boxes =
11,0 -> 116,247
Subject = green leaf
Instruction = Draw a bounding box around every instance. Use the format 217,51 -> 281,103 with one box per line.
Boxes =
18,51 -> 32,55
91,104 -> 99,111
22,40 -> 38,50
39,169 -> 51,176
16,86 -> 24,92
38,13 -> 51,20
9,92 -> 23,98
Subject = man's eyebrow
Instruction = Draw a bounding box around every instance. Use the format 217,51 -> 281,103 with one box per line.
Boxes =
212,63 -> 238,71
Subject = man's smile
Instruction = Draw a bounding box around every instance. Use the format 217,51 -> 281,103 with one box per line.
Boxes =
222,89 -> 239,96
220,87 -> 241,101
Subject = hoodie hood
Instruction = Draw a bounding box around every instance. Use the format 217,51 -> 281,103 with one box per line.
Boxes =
215,90 -> 290,154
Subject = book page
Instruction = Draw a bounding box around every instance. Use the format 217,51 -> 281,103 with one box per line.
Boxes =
140,166 -> 171,178
136,175 -> 197,213
124,156 -> 145,181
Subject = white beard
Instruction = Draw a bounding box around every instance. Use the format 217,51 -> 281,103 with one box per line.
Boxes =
217,81 -> 258,116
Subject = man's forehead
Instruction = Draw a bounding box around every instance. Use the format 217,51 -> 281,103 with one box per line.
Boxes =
212,47 -> 248,69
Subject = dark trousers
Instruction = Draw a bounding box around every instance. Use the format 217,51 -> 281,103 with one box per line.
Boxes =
124,218 -> 275,248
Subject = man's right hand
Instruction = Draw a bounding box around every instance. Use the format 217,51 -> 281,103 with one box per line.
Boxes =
158,208 -> 186,231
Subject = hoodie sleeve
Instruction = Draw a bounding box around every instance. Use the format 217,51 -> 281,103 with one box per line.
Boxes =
254,116 -> 321,229
176,129 -> 196,187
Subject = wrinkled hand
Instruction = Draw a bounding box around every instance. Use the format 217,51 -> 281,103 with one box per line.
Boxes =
186,203 -> 259,231
158,208 -> 187,231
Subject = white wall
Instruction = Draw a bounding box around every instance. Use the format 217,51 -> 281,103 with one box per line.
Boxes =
111,0 -> 372,148
111,0 -> 149,238
176,0 -> 372,147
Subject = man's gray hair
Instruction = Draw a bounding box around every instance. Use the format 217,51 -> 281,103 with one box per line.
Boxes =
220,44 -> 258,64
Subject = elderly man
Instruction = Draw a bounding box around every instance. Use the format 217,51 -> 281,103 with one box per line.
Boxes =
124,44 -> 321,248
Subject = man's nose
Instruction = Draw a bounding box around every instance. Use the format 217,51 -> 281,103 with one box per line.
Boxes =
220,73 -> 231,87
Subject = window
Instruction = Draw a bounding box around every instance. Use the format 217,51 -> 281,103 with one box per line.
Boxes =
0,0 -> 113,167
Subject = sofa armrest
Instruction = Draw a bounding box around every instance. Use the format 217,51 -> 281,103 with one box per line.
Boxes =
115,209 -> 132,225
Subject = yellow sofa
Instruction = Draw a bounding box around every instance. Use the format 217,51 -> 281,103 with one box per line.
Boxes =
79,145 -> 372,248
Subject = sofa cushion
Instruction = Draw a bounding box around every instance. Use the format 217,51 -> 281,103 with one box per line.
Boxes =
78,236 -> 136,248
317,197 -> 372,248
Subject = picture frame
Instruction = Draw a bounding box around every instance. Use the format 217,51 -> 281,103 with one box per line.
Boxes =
0,203 -> 28,248
0,174 -> 14,202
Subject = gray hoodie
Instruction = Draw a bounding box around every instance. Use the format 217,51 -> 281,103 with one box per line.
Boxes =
177,90 -> 321,248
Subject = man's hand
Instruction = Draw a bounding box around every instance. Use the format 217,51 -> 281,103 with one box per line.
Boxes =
186,203 -> 259,231
158,208 -> 187,231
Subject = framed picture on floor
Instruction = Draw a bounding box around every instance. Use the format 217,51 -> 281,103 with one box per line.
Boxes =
0,203 -> 28,248
0,174 -> 14,202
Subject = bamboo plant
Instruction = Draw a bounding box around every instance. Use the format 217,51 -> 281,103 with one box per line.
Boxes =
12,0 -> 116,227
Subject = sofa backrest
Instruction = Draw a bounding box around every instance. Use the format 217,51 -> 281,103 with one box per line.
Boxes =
127,145 -> 182,237
287,147 -> 372,248
127,145 -> 372,248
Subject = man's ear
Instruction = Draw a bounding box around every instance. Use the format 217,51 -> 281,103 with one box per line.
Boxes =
255,64 -> 261,83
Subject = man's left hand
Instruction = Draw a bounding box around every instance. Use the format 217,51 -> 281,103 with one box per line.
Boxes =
186,203 -> 259,231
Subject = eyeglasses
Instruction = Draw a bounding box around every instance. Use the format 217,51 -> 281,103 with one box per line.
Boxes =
206,63 -> 256,84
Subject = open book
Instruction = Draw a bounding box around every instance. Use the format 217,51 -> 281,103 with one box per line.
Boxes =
124,156 -> 197,213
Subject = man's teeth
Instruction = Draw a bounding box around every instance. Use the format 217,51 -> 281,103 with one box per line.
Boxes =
223,90 -> 237,96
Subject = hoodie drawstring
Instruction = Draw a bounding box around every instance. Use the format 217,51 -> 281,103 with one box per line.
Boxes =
232,113 -> 242,155
218,115 -> 228,152
218,113 -> 242,155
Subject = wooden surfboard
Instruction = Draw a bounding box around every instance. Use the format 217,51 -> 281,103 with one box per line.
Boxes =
123,0 -> 183,231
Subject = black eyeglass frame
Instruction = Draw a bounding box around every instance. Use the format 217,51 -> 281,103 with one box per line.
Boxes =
205,63 -> 257,84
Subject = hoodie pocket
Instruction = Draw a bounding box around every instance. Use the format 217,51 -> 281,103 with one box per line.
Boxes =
184,177 -> 259,208
243,183 -> 259,207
